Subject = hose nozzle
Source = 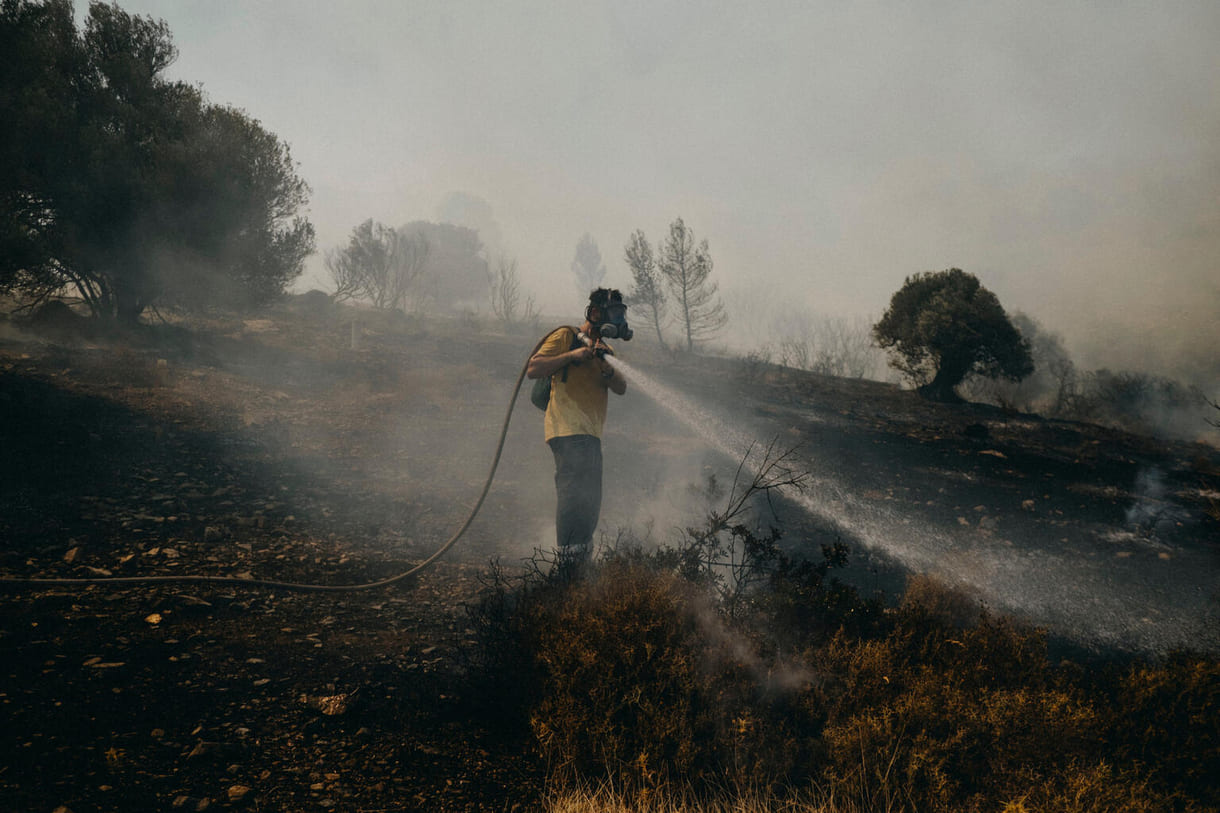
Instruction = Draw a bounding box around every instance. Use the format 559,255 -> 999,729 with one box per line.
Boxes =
578,331 -> 613,358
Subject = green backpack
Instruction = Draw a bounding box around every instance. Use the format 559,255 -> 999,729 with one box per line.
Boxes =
530,326 -> 583,411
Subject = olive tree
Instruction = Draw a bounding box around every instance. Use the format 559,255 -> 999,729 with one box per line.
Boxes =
873,268 -> 1032,402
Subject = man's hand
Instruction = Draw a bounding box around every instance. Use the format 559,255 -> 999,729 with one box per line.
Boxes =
598,359 -> 626,395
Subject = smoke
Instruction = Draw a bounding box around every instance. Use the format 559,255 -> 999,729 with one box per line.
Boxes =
436,191 -> 506,261
692,600 -> 815,694
1124,467 -> 1192,539
106,1 -> 1220,393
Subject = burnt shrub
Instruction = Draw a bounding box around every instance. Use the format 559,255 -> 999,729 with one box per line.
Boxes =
1065,368 -> 1208,439
1112,651 -> 1220,806
812,577 -> 1219,812
528,560 -> 752,786
819,632 -> 1103,810
465,528 -> 868,791
465,514 -> 1220,809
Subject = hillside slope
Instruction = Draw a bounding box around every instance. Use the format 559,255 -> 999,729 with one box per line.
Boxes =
1,303 -> 1218,810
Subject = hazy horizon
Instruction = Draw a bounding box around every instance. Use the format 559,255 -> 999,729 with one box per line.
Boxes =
81,1 -> 1219,382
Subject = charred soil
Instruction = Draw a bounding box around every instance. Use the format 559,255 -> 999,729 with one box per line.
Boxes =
1,304 -> 1218,811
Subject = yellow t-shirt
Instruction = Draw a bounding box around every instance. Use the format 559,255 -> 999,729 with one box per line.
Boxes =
537,327 -> 612,441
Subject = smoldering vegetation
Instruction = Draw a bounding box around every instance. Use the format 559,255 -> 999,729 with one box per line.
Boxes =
3,292 -> 1220,812
470,507 -> 1220,812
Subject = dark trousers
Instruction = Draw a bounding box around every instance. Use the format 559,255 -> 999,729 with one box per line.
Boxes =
548,434 -> 603,573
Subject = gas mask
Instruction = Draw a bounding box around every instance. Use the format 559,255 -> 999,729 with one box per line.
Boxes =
588,288 -> 634,341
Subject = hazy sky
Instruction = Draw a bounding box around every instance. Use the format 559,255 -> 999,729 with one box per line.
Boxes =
93,1 -> 1219,375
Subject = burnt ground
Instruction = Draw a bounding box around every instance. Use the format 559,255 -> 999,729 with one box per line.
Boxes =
2,304 -> 1219,811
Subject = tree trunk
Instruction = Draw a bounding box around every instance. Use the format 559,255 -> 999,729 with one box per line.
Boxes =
650,309 -> 667,351
919,357 -> 969,402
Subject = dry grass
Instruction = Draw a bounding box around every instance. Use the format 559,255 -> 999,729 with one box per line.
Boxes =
544,781 -> 895,813
469,503 -> 1220,813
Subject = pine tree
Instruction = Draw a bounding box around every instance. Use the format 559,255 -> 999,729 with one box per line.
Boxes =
657,218 -> 726,351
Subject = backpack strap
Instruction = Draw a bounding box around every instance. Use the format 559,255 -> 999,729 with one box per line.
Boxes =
562,326 -> 584,382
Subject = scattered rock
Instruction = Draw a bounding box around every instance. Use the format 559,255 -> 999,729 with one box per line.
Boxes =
227,784 -> 251,802
301,692 -> 353,716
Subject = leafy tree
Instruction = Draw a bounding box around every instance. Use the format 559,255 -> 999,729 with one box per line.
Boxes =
0,0 -> 314,322
873,268 -> 1033,402
657,217 -> 726,352
399,221 -> 488,310
623,229 -> 667,349
0,0 -> 80,290
324,219 -> 427,310
570,233 -> 606,295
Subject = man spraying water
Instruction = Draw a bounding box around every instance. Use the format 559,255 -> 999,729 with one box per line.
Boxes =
526,288 -> 630,576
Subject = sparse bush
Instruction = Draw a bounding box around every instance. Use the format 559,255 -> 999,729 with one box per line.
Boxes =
765,315 -> 882,382
1050,368 -> 1215,441
736,346 -> 773,387
489,256 -> 538,328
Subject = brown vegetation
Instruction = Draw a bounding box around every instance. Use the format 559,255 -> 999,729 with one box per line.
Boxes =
475,542 -> 1218,811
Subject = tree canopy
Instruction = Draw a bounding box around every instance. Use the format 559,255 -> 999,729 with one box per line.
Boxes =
0,0 -> 314,321
398,221 -> 488,310
873,268 -> 1033,401
570,233 -> 606,296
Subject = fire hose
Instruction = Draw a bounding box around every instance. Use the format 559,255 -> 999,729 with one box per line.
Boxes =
0,332 -> 561,593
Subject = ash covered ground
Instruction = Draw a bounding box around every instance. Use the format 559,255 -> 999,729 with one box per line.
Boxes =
2,302 -> 1218,811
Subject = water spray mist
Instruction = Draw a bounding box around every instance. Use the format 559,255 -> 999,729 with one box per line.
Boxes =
611,356 -> 1220,655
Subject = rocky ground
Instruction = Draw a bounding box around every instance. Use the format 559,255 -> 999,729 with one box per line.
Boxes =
2,301 -> 1218,811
